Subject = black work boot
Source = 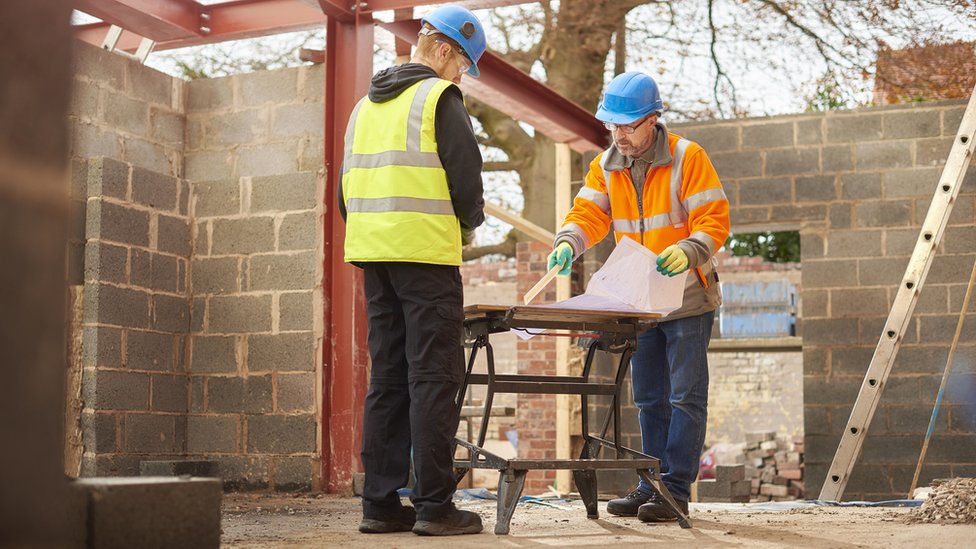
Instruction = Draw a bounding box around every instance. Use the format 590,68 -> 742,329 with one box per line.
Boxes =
636,493 -> 689,522
412,509 -> 483,536
359,505 -> 417,533
606,489 -> 653,517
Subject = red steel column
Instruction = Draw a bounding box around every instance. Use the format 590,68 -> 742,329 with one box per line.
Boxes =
322,12 -> 373,493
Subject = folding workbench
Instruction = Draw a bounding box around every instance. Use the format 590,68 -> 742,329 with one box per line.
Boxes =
454,304 -> 692,534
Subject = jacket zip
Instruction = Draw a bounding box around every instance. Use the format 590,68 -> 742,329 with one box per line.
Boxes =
631,169 -> 646,245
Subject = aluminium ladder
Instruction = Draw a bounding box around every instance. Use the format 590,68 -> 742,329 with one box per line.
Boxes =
819,85 -> 976,500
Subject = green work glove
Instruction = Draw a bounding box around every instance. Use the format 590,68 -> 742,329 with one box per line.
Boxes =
656,244 -> 689,277
547,242 -> 574,276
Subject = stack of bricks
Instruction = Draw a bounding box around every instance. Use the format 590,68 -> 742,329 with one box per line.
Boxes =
515,242 -> 558,495
744,431 -> 805,501
697,465 -> 752,502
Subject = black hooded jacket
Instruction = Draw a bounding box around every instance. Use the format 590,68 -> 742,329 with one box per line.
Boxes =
338,63 -> 485,233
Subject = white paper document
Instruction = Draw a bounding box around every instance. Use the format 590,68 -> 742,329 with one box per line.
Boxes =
513,237 -> 688,339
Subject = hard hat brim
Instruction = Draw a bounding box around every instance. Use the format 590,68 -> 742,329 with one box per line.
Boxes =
595,105 -> 654,125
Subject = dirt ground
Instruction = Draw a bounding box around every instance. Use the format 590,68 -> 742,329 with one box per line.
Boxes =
221,492 -> 974,548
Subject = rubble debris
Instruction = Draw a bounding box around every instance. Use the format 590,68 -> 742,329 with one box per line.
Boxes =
906,478 -> 976,524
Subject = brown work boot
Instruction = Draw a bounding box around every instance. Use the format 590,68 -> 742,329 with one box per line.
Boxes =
412,509 -> 483,536
636,493 -> 689,522
606,489 -> 653,517
359,505 -> 416,533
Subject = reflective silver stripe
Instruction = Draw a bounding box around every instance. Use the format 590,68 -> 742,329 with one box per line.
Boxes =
669,138 -> 691,227
576,186 -> 610,215
643,212 -> 674,231
683,187 -> 728,213
555,222 -> 590,254
612,218 -> 641,233
616,211 -> 685,234
343,79 -> 442,176
341,99 -> 365,177
344,150 -> 443,170
346,196 -> 456,215
690,230 -> 718,257
407,78 -> 439,152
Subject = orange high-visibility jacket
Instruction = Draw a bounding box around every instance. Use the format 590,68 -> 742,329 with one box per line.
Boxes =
555,130 -> 730,320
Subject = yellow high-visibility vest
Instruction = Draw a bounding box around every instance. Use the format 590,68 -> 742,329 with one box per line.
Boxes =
342,77 -> 462,265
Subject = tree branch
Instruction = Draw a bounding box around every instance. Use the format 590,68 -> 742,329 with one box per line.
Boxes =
463,231 -> 518,261
707,0 -> 737,116
484,160 -> 527,172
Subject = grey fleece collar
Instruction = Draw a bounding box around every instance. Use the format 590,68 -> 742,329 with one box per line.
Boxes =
603,121 -> 672,172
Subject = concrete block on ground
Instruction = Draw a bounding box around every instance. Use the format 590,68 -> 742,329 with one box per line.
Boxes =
140,460 -> 220,477
698,495 -> 750,503
697,479 -> 752,499
715,464 -> 745,483
73,477 -> 221,549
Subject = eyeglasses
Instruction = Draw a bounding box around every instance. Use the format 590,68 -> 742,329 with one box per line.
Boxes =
438,40 -> 471,73
604,115 -> 655,135
419,27 -> 472,73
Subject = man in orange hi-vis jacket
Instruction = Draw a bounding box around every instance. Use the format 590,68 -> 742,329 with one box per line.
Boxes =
547,71 -> 730,523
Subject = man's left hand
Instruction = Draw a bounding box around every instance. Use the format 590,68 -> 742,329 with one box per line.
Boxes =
656,244 -> 689,276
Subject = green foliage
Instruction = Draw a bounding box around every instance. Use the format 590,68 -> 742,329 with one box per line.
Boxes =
805,69 -> 864,112
725,231 -> 800,263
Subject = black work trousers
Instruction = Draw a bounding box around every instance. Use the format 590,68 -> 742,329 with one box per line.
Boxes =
360,262 -> 465,521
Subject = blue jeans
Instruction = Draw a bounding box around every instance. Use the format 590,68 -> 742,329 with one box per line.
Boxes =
632,311 -> 713,502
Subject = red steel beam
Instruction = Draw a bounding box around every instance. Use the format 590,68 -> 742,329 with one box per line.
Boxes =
75,0 -> 202,41
321,10 -> 373,493
379,19 -> 606,153
75,0 -> 325,53
315,0 -> 354,22
360,0 -> 535,12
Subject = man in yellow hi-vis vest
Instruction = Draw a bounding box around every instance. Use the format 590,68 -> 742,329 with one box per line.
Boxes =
339,4 -> 486,537
548,72 -> 730,523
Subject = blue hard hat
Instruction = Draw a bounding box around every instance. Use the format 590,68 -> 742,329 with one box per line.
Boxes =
595,72 -> 664,124
421,5 -> 487,77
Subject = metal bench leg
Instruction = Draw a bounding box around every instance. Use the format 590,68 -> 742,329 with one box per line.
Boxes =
572,469 -> 599,519
637,470 -> 693,529
495,469 -> 527,535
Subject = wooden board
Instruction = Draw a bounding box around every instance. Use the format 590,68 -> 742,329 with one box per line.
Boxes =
464,304 -> 661,323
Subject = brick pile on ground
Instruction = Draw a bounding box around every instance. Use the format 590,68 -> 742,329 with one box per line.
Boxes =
906,478 -> 976,524
743,431 -> 804,501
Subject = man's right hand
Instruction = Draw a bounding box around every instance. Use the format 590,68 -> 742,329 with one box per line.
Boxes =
547,242 -> 574,276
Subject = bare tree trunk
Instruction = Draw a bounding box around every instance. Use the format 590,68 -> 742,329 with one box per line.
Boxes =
471,0 -> 645,252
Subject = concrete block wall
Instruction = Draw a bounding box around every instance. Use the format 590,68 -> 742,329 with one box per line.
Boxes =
517,100 -> 974,500
188,170 -> 322,490
707,351 -> 803,444
68,40 -> 185,285
80,157 -> 192,477
69,42 -> 184,178
680,100 -> 976,500
184,65 -> 324,180
183,65 -> 324,491
72,45 -> 325,491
